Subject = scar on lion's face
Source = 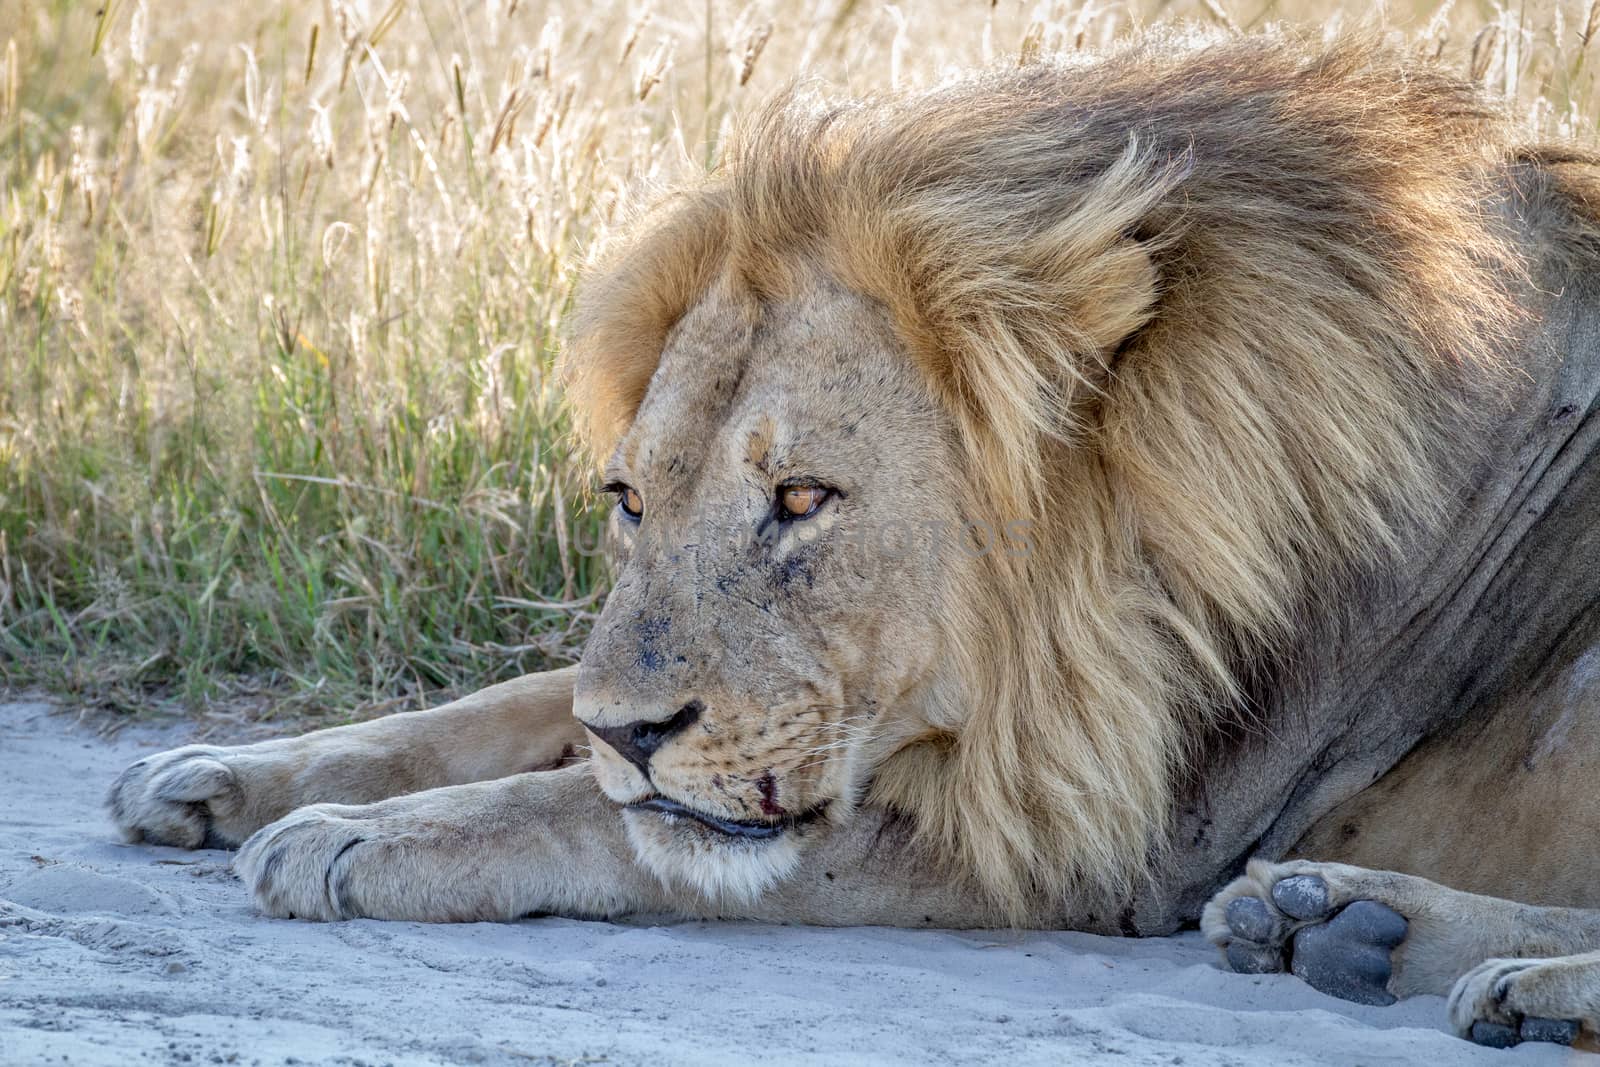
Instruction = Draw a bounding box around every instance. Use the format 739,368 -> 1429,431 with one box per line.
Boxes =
571,278 -> 979,882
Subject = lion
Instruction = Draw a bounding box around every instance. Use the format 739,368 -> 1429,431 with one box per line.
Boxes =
106,30 -> 1600,1049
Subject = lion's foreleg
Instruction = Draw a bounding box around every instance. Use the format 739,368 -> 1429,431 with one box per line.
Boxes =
237,784 -> 1018,927
109,667 -> 584,849
236,764 -> 670,922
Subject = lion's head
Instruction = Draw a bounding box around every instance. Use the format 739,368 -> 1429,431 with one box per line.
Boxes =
559,32 -> 1522,916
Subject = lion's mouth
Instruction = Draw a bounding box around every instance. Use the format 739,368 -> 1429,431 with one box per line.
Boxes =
627,795 -> 825,840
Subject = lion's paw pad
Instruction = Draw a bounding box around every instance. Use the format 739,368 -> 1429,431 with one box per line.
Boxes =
1271,874 -> 1332,921
1225,896 -> 1281,943
1469,1017 -> 1579,1049
1225,938 -> 1287,974
1519,1017 -> 1581,1045
1219,873 -> 1407,1006
1287,899 -> 1407,1006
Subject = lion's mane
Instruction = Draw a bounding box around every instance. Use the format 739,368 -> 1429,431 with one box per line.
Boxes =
560,31 -> 1537,919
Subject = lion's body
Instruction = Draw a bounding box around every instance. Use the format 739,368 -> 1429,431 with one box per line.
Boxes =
1296,626 -> 1600,910
108,31 -> 1600,1046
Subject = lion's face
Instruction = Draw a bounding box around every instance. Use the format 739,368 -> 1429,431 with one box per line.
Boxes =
573,279 -> 971,899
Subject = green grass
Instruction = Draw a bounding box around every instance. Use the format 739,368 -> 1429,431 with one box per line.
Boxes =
0,0 -> 616,719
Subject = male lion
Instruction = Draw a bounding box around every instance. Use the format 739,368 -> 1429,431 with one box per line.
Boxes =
108,31 -> 1600,1048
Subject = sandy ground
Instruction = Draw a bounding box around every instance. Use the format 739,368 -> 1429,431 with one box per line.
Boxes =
0,700 -> 1582,1066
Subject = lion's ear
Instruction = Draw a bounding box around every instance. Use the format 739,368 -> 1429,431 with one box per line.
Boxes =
833,141 -> 1181,504
560,193 -> 730,466
1024,229 -> 1164,362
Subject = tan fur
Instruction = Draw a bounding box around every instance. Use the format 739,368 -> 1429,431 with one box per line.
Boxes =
108,668 -> 584,849
1293,647 -> 1600,908
563,30 -> 1524,916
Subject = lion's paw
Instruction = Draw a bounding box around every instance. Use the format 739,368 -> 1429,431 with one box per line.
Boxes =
107,746 -> 250,849
1202,859 -> 1408,1006
236,798 -> 505,923
1447,958 -> 1584,1049
235,804 -> 379,921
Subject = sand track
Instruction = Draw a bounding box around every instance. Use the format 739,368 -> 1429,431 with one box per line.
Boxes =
0,701 -> 1563,1065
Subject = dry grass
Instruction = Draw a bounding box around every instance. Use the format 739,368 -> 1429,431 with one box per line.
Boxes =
2,0 -> 1597,721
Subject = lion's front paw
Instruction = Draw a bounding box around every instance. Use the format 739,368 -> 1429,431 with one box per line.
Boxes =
235,804 -> 377,921
1202,859 -> 1408,1006
107,745 -> 250,849
1448,957 -> 1585,1050
235,795 -> 525,923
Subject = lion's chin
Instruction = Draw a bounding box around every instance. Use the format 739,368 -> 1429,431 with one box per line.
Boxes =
621,802 -> 807,904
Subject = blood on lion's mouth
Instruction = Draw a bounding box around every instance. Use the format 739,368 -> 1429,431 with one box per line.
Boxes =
627,795 -> 825,840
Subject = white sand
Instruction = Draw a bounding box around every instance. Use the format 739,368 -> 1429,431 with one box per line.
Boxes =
0,700 -> 1573,1066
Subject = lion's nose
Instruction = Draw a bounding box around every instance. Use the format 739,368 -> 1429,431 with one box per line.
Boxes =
582,700 -> 703,776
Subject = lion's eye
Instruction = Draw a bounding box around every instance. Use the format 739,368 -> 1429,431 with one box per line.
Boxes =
607,483 -> 643,520
778,484 -> 831,521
